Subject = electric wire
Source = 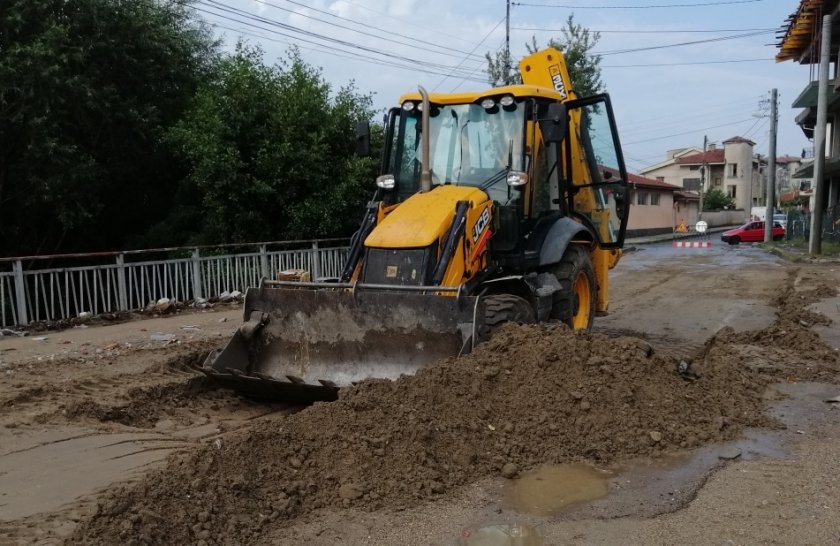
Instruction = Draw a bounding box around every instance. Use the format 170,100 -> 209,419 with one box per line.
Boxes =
602,58 -> 770,67
513,26 -> 776,33
513,0 -> 765,8
450,40 -> 507,92
326,0 -> 481,46
196,11 -> 484,81
194,1 -> 484,77
621,96 -> 761,132
624,118 -> 756,145
256,0 -> 486,60
207,21 -> 489,82
431,16 -> 506,91
201,0 -> 483,70
595,30 -> 774,56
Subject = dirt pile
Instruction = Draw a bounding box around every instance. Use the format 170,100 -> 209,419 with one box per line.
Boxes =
0,343 -> 247,430
62,377 -> 224,428
72,324 -> 780,545
701,269 -> 840,383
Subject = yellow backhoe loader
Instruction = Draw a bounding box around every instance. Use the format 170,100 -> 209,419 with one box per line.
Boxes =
202,48 -> 630,401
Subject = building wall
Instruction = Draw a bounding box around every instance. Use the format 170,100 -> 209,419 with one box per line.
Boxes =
706,164 -> 726,191
723,141 -> 755,210
701,209 -> 748,227
674,199 -> 699,226
638,162 -> 686,188
626,188 -> 676,236
641,161 -> 725,192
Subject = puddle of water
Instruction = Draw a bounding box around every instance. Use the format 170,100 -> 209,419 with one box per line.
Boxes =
457,523 -> 542,546
504,463 -> 610,516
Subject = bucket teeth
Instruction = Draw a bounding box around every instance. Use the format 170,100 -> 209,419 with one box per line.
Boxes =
200,368 -> 339,402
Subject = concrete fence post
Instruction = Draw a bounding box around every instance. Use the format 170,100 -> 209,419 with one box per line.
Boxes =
191,249 -> 203,300
12,260 -> 28,325
310,241 -> 320,281
116,253 -> 128,311
259,244 -> 269,281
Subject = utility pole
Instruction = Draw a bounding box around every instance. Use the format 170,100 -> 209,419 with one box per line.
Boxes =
764,88 -> 778,243
810,13 -> 832,255
505,0 -> 511,85
748,153 -> 756,218
699,135 -> 707,219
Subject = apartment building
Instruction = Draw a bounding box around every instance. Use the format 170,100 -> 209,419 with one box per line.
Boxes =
639,137 -> 764,212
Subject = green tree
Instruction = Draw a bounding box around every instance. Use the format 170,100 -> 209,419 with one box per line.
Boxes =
486,14 -> 604,97
703,188 -> 736,210
164,45 -> 378,244
485,48 -> 518,87
0,0 -> 216,255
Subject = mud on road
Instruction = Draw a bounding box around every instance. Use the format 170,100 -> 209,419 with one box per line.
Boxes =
2,244 -> 840,545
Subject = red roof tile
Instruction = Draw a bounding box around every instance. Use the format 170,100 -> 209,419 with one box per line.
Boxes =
723,136 -> 756,145
601,167 -> 680,190
675,149 -> 725,165
626,172 -> 682,190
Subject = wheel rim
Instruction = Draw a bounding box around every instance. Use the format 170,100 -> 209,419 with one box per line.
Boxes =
571,272 -> 592,329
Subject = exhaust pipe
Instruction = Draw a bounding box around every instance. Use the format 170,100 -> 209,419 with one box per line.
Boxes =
418,85 -> 432,193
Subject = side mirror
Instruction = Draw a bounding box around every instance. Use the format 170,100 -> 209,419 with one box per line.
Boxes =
355,121 -> 371,157
539,103 -> 568,144
614,189 -> 627,221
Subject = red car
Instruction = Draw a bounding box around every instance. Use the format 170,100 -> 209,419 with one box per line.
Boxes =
721,221 -> 784,245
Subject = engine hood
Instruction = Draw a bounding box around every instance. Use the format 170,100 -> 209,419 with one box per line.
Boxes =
365,185 -> 490,248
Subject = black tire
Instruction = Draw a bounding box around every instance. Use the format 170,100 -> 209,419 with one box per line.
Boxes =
728,236 -> 740,245
551,245 -> 596,330
478,294 -> 536,341
773,234 -> 783,241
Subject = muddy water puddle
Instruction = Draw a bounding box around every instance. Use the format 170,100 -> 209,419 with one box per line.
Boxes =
504,463 -> 610,515
500,382 -> 838,520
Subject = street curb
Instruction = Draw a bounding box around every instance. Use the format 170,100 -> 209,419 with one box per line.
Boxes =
760,244 -> 805,263
759,243 -> 840,264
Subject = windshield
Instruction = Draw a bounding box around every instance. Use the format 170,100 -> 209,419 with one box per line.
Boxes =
388,101 -> 526,204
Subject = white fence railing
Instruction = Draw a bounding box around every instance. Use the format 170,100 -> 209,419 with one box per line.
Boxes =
0,239 -> 350,328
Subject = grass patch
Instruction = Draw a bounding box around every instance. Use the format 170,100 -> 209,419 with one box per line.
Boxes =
766,238 -> 840,256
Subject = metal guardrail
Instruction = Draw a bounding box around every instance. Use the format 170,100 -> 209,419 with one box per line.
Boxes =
0,239 -> 350,328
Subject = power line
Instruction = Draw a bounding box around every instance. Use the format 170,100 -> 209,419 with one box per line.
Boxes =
602,58 -> 770,67
623,108 -> 763,139
744,117 -> 769,140
326,0 -> 481,47
624,118 -> 755,145
450,40 -> 506,92
595,30 -> 774,56
620,96 -> 760,129
259,0 -> 485,60
513,0 -> 765,8
513,26 -> 775,33
432,16 -> 506,91
207,22 -> 489,83
197,1 -> 483,76
194,5 -> 484,81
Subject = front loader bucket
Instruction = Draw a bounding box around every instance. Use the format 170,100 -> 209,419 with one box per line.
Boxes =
203,284 -> 477,402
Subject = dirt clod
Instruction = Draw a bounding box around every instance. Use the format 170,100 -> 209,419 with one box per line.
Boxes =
501,463 -> 519,479
338,483 -> 364,501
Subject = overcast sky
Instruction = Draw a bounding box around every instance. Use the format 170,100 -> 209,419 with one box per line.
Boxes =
194,0 -> 812,174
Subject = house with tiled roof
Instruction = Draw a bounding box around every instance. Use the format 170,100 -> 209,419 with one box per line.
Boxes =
639,137 -> 765,214
624,172 -> 699,237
